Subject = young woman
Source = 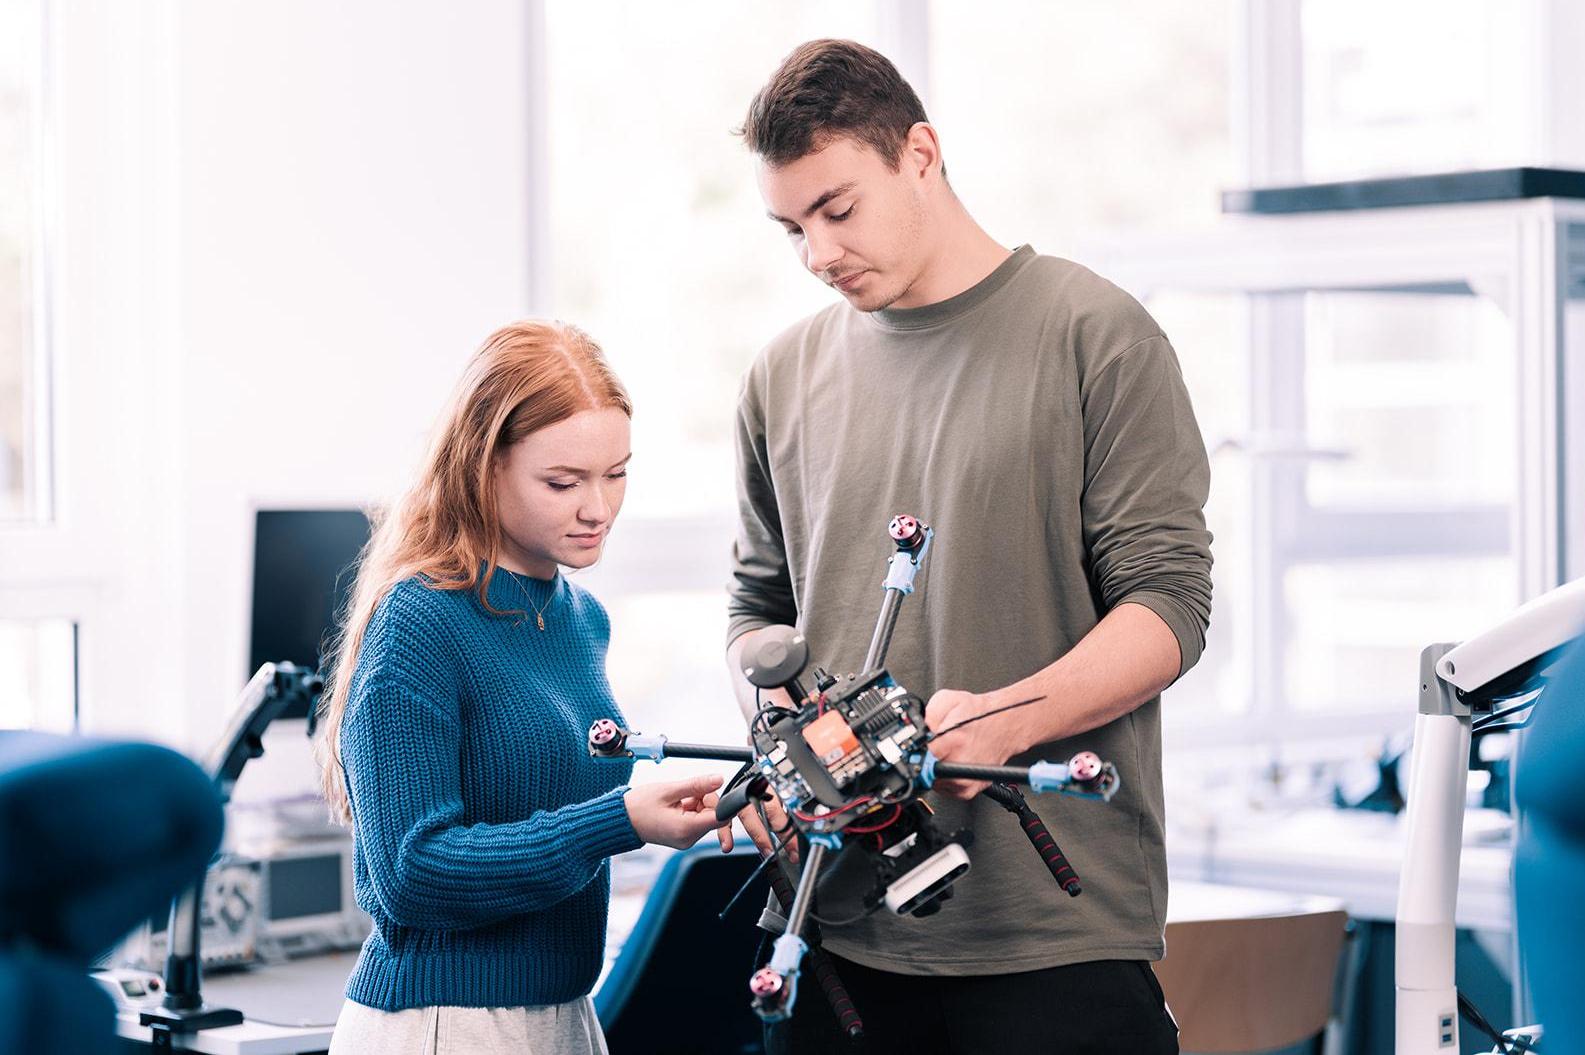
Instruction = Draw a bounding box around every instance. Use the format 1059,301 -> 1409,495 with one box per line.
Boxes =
319,320 -> 730,1054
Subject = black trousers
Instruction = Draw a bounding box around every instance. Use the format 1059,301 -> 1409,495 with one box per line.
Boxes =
764,950 -> 1179,1055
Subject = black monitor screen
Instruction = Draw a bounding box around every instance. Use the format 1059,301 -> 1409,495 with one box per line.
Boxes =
249,509 -> 371,718
267,853 -> 344,920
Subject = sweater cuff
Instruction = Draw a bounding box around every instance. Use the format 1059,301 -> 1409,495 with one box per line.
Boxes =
1115,591 -> 1205,679
568,786 -> 644,863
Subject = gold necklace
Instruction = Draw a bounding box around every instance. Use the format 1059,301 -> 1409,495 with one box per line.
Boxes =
506,569 -> 557,631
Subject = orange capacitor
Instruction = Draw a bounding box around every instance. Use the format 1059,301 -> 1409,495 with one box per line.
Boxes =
802,710 -> 861,766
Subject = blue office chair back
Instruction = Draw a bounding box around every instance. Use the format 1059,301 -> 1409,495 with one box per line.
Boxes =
1515,631 -> 1585,1053
0,732 -> 223,1055
596,843 -> 766,1055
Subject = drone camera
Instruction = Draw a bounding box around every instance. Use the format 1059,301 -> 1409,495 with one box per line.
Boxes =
883,843 -> 972,916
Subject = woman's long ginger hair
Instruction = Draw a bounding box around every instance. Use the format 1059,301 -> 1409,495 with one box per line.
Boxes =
316,320 -> 631,824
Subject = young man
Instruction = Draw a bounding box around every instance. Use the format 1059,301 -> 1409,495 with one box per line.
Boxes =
726,39 -> 1212,1054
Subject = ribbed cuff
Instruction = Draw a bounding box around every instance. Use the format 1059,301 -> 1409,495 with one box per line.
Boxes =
569,785 -> 644,863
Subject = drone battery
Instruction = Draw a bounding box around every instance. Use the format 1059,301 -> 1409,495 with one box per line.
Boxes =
802,710 -> 867,785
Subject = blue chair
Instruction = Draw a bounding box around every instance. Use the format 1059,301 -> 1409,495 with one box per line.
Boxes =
0,732 -> 223,1055
596,843 -> 767,1055
1515,632 -> 1585,1052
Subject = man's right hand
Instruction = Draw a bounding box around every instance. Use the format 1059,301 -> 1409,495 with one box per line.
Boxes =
735,789 -> 800,865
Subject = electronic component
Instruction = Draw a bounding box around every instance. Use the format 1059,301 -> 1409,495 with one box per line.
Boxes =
252,838 -> 370,959
90,968 -> 167,1012
102,855 -> 262,973
802,711 -> 865,786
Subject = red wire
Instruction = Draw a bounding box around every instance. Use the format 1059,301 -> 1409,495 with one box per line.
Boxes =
843,803 -> 902,834
792,795 -> 873,823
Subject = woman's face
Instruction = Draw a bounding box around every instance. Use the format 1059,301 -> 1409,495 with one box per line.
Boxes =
493,406 -> 631,578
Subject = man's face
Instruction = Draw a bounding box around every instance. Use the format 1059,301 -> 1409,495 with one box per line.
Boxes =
757,135 -> 929,313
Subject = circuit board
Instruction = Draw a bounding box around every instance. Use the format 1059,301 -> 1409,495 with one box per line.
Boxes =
753,670 -> 930,831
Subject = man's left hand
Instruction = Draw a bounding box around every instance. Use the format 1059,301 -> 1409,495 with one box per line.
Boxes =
924,689 -> 1027,800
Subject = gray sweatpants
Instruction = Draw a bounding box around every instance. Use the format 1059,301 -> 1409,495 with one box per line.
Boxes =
328,996 -> 609,1055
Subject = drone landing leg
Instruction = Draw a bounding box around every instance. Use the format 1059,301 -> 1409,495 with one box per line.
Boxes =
749,842 -> 832,1023
761,848 -> 864,1038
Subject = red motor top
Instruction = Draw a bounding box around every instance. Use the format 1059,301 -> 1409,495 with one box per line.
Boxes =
1068,751 -> 1104,783
888,514 -> 923,549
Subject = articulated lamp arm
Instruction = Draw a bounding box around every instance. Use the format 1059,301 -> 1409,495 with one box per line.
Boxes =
1396,577 -> 1585,1055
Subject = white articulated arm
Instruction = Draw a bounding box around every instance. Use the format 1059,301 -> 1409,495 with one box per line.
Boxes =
1396,577 -> 1585,1054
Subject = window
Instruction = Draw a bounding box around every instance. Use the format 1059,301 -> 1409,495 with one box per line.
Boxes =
1300,0 -> 1527,181
0,0 -> 49,524
0,0 -> 74,734
929,0 -> 1236,247
1275,290 -> 1519,714
1140,292 -> 1251,721
1147,278 -> 1530,738
0,617 -> 75,731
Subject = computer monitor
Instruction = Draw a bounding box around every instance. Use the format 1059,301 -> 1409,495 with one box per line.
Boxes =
248,509 -> 371,719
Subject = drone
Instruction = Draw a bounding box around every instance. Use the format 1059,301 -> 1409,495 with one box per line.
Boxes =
587,514 -> 1121,1032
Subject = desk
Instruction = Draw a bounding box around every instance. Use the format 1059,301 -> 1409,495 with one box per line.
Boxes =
113,953 -> 355,1053
1167,806 -> 1514,932
1169,879 -> 1344,922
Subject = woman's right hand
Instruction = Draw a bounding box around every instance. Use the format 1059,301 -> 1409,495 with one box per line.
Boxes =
624,775 -> 732,850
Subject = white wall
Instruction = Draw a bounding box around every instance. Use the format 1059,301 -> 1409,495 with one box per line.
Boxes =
44,1 -> 536,794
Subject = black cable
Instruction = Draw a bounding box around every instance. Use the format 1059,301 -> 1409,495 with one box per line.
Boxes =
755,795 -> 795,840
1458,990 -> 1514,1053
1470,719 -> 1536,736
717,834 -> 796,921
1472,697 -> 1539,731
750,708 -> 781,739
927,695 -> 1046,740
755,799 -> 856,926
751,687 -> 796,740
717,758 -> 758,801
753,797 -> 798,903
1470,703 -> 1534,728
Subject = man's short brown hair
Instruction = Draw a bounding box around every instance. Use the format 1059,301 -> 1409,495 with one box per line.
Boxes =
738,39 -> 929,169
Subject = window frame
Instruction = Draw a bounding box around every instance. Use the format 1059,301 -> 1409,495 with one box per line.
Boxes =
1,0 -> 188,739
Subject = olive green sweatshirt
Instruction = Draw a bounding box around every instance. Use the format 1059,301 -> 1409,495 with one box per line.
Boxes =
727,245 -> 1213,974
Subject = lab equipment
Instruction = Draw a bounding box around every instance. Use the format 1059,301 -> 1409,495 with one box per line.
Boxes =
137,662 -> 324,1050
1396,576 -> 1585,1054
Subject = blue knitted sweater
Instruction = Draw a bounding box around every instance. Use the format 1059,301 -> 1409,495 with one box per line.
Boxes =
340,571 -> 640,1011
